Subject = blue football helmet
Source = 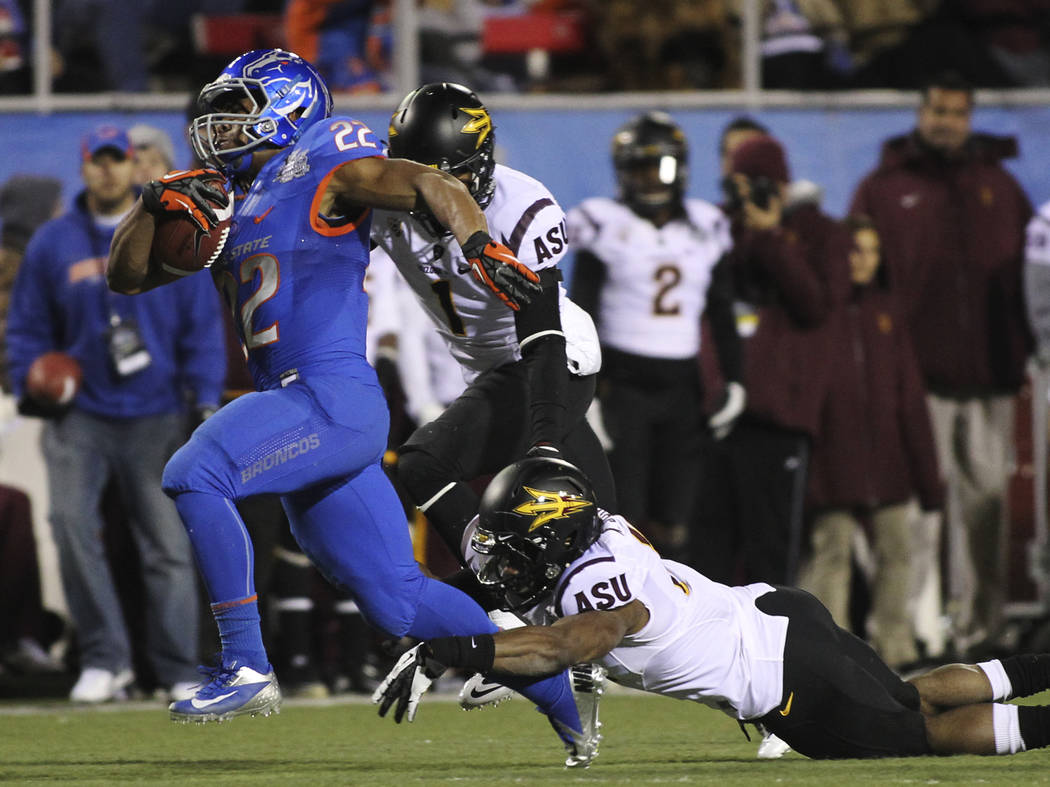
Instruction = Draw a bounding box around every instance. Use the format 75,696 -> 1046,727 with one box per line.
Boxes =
190,48 -> 333,175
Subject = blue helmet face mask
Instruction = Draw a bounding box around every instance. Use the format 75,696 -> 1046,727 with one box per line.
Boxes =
190,48 -> 333,176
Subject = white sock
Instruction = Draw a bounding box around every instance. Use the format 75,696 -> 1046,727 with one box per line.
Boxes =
978,659 -> 1013,701
992,703 -> 1026,754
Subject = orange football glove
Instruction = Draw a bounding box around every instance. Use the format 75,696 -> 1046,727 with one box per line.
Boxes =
142,169 -> 230,233
461,231 -> 541,311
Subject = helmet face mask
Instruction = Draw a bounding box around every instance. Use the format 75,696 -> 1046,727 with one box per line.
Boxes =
612,111 -> 689,218
472,458 -> 600,611
190,49 -> 333,175
387,82 -> 497,211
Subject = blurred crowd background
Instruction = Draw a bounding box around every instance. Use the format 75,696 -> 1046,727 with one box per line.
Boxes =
2,1 -> 1050,96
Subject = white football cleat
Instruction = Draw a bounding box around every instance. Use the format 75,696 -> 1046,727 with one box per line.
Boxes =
457,608 -> 526,710
458,673 -> 514,710
756,727 -> 792,759
551,663 -> 606,768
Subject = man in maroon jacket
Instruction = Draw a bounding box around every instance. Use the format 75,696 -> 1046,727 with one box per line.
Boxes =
696,135 -> 846,587
850,71 -> 1033,658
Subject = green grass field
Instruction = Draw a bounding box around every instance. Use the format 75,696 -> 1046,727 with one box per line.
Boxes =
3,691 -> 1050,785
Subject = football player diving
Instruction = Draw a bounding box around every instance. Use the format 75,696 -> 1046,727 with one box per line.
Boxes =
376,456 -> 1050,763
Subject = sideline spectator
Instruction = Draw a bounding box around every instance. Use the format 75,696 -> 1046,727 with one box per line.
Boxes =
1,175 -> 63,391
696,134 -> 845,587
0,173 -> 65,676
847,3 -> 1014,89
757,0 -> 850,89
0,484 -> 64,674
835,0 -> 934,78
568,111 -> 743,562
798,215 -> 943,669
1025,198 -> 1050,369
5,124 -> 226,703
850,72 -> 1033,658
128,124 -> 176,184
963,0 -> 1050,87
718,115 -> 769,177
0,0 -> 29,94
53,0 -> 150,92
593,0 -> 736,91
284,0 -> 389,93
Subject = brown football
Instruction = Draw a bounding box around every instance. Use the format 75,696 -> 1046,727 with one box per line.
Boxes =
150,194 -> 234,276
26,351 -> 82,405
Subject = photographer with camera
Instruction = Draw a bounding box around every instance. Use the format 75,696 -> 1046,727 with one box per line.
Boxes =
696,134 -> 849,588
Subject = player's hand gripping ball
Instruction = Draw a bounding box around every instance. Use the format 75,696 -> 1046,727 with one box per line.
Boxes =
144,169 -> 234,276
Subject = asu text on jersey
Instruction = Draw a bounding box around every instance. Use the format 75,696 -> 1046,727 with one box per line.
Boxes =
465,513 -> 790,721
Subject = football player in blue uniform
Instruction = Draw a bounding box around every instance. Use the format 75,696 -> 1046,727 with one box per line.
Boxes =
107,50 -> 595,751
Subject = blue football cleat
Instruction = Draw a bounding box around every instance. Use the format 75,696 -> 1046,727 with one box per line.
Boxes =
169,660 -> 281,723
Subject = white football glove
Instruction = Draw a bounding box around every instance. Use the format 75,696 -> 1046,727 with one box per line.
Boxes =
372,643 -> 446,723
708,381 -> 746,440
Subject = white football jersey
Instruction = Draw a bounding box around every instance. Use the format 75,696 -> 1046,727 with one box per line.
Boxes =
371,164 -> 600,382
464,513 -> 787,721
363,247 -> 401,366
566,197 -> 732,359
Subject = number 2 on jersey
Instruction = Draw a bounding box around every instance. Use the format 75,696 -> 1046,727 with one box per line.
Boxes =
653,264 -> 682,315
219,254 -> 280,349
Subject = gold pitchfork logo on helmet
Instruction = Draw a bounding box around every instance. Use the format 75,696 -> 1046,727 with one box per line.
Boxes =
514,486 -> 593,532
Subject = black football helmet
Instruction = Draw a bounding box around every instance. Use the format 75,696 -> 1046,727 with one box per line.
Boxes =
387,82 -> 497,209
612,111 -> 688,217
472,457 -> 601,611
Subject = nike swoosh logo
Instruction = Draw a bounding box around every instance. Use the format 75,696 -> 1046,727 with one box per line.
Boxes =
190,690 -> 237,709
253,206 -> 274,224
778,691 -> 794,717
469,684 -> 503,699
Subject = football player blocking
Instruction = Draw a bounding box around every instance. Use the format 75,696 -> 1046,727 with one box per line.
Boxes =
106,48 -> 597,757
376,457 -> 1050,761
371,83 -> 616,560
